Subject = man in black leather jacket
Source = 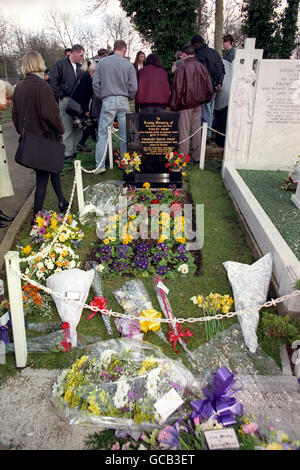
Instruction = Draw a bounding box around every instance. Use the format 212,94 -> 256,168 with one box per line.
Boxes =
50,44 -> 85,162
191,35 -> 225,142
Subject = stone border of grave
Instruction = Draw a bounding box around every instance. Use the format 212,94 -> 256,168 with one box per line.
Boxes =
222,163 -> 300,317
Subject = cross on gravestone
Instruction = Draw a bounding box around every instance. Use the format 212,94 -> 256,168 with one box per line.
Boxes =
235,38 -> 263,73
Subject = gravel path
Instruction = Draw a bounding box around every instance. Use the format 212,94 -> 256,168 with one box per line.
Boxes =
0,369 -> 97,450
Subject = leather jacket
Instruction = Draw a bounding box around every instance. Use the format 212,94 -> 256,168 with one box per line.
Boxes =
49,57 -> 83,101
170,57 -> 214,111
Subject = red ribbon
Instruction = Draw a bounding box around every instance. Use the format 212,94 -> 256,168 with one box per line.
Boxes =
59,322 -> 71,352
155,275 -> 193,354
88,296 -> 108,320
167,324 -> 193,353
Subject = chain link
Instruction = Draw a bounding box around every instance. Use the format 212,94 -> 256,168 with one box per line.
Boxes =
12,269 -> 300,325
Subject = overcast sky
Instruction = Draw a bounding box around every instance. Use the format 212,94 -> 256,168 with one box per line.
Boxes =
1,0 -> 119,30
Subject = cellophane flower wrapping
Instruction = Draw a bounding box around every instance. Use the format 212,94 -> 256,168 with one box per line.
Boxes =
80,181 -> 125,226
46,268 -> 94,347
113,280 -> 168,344
52,338 -> 198,430
86,261 -> 113,335
223,253 -> 273,353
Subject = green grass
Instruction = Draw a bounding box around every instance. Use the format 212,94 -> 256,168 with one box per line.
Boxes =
2,150 -> 285,382
238,169 -> 300,261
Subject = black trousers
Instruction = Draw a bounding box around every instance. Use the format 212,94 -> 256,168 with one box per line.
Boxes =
34,169 -> 65,217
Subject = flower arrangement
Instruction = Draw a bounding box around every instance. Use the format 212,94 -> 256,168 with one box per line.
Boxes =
25,210 -> 84,249
114,150 -> 143,174
93,183 -> 198,280
165,149 -> 190,175
53,340 -> 196,428
17,211 -> 84,284
21,283 -> 53,318
190,293 -> 234,340
22,242 -> 81,283
281,155 -> 299,191
84,365 -> 300,451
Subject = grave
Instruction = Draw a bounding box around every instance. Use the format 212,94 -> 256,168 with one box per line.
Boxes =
222,38 -> 300,315
125,111 -> 182,188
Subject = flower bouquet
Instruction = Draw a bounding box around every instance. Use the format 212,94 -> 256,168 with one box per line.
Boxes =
27,210 -> 84,249
113,280 -> 168,345
190,292 -> 234,341
165,149 -> 190,174
22,242 -> 81,283
52,338 -> 198,430
114,150 -> 143,174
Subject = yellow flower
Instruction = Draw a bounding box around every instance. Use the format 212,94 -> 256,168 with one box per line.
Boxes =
266,442 -> 283,450
103,238 -> 110,244
50,217 -> 58,229
23,245 -> 32,255
182,172 -> 186,176
35,216 -> 44,227
88,401 -> 101,416
143,182 -> 150,189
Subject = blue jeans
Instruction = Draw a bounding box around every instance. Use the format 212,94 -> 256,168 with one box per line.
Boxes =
95,96 -> 130,168
201,93 -> 216,138
59,97 -> 82,157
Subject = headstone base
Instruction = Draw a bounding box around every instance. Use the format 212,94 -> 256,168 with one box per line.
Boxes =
123,171 -> 182,188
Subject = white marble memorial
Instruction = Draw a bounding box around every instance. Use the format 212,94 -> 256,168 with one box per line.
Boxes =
222,39 -> 300,315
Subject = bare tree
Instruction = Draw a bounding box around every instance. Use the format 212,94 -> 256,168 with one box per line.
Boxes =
44,8 -> 81,49
214,0 -> 224,54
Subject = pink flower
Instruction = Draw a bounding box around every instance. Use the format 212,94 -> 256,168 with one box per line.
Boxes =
140,433 -> 147,441
193,417 -> 201,426
111,442 -> 120,450
242,422 -> 258,435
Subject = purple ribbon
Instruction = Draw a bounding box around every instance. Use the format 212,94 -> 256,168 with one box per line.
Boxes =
0,325 -> 9,344
190,366 -> 243,427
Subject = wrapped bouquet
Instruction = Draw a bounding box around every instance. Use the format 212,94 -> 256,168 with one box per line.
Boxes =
52,338 -> 198,430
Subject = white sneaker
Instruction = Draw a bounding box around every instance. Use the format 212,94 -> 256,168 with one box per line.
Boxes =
94,167 -> 106,174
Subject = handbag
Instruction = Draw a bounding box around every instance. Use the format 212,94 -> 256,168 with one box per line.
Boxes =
65,97 -> 83,117
15,83 -> 65,174
65,73 -> 84,117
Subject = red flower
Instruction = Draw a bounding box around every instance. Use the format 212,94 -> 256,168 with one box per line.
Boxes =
151,199 -> 160,205
61,322 -> 70,331
165,162 -> 171,168
170,202 -> 182,214
88,296 -> 108,320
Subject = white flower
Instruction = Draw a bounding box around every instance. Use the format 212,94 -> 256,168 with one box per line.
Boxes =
69,260 -> 76,268
146,367 -> 161,398
45,260 -> 54,270
96,264 -> 105,273
100,349 -> 116,368
178,263 -> 189,274
114,378 -> 130,409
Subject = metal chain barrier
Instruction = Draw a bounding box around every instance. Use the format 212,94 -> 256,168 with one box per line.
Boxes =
13,268 -> 300,325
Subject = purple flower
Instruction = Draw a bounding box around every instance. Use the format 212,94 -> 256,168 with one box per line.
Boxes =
135,256 -> 149,270
117,245 -> 129,257
158,425 -> 179,449
128,391 -> 135,399
156,265 -> 168,275
170,381 -> 182,392
156,242 -> 168,252
137,243 -> 150,255
177,244 -> 187,254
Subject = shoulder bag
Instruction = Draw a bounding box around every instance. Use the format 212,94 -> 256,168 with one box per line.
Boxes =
15,82 -> 65,174
65,72 -> 84,117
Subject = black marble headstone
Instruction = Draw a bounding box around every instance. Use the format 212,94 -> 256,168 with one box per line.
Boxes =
125,111 -> 182,188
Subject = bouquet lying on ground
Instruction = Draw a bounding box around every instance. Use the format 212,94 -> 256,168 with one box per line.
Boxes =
17,210 -> 84,284
52,338 -> 198,430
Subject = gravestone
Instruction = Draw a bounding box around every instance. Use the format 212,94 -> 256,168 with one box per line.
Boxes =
222,38 -> 300,315
125,111 -> 182,188
223,38 -> 300,170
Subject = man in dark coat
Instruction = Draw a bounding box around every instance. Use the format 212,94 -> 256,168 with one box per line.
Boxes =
170,43 -> 213,163
191,34 -> 225,142
49,44 -> 85,162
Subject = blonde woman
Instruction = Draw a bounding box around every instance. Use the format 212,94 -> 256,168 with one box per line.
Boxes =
0,80 -> 15,228
12,51 -> 68,224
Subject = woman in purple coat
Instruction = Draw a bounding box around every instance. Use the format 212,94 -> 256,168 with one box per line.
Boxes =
135,54 -> 170,113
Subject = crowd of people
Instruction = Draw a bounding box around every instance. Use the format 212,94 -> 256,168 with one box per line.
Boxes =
0,33 -> 236,225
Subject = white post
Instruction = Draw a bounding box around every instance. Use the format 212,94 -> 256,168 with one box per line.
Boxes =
4,251 -> 27,368
199,122 -> 208,170
291,183 -> 300,209
74,160 -> 85,214
107,126 -> 113,170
